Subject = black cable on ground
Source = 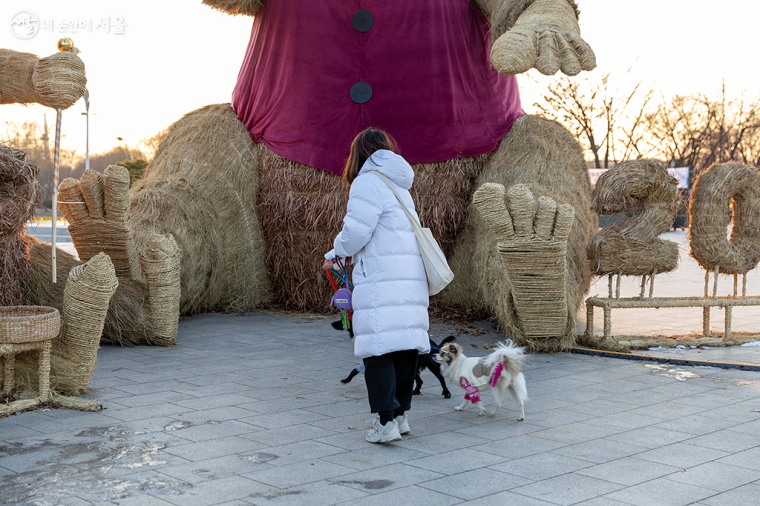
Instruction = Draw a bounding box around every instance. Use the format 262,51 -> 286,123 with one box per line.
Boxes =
570,347 -> 760,371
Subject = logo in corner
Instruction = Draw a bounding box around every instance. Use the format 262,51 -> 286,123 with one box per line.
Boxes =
10,10 -> 39,39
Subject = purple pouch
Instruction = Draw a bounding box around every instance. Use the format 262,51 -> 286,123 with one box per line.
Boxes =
332,288 -> 352,311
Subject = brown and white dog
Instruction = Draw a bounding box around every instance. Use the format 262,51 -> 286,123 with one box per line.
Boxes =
434,341 -> 527,420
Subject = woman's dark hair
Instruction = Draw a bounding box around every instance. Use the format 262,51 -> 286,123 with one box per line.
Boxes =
343,128 -> 398,184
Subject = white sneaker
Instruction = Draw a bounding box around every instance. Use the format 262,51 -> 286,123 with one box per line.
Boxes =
365,419 -> 401,444
395,415 -> 410,435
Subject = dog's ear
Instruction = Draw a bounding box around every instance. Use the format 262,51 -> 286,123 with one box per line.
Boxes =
440,335 -> 457,346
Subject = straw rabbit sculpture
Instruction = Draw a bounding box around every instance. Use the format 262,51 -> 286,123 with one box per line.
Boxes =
0,49 -> 180,394
16,0 -> 599,352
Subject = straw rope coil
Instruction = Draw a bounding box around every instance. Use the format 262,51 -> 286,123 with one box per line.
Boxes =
140,234 -> 181,346
0,306 -> 60,344
689,162 -> 760,274
31,52 -> 87,110
588,159 -> 679,276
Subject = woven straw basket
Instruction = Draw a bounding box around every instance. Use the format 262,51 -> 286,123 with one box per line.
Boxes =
0,306 -> 60,344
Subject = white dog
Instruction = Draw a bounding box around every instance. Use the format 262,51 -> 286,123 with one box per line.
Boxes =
434,341 -> 527,420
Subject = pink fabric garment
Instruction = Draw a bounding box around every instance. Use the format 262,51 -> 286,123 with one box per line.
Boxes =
232,0 -> 525,175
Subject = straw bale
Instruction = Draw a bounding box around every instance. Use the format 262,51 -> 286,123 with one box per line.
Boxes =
446,115 -> 597,352
588,159 -> 679,276
30,52 -> 86,110
490,0 -> 593,76
0,144 -> 39,233
689,162 -> 760,274
202,0 -> 263,16
0,143 -> 38,307
257,147 -> 481,310
130,103 -> 270,314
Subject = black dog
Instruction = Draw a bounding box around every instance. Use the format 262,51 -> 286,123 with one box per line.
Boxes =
336,324 -> 456,399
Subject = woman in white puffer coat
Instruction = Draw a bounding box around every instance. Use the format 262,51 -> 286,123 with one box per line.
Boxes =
324,129 -> 430,444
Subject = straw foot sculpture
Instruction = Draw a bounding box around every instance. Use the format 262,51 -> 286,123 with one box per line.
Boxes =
473,183 -> 575,345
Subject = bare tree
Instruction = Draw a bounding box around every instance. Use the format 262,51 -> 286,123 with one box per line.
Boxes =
531,68 -> 653,168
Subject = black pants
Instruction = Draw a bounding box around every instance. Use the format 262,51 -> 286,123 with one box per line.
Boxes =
363,349 -> 419,418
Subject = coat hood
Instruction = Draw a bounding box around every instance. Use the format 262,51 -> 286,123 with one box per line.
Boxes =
359,150 -> 414,190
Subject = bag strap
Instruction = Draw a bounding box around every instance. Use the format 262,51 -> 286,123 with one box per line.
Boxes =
366,170 -> 421,228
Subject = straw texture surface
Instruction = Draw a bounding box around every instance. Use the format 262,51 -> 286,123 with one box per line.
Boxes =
0,49 -> 38,105
31,52 -> 87,110
0,306 -> 60,344
447,115 -> 596,352
257,148 -> 481,310
490,0 -> 593,76
588,159 -> 679,276
202,0 -> 262,16
689,162 -> 760,274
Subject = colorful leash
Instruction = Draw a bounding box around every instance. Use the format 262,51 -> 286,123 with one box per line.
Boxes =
325,256 -> 353,329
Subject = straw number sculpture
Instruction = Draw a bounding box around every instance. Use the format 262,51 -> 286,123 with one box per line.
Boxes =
5,0 -> 603,353
588,159 -> 680,277
689,162 -> 760,275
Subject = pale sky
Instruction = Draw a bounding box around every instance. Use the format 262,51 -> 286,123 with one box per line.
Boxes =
2,0 -> 758,157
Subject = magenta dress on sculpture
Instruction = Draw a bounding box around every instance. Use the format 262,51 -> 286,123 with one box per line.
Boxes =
232,0 -> 525,175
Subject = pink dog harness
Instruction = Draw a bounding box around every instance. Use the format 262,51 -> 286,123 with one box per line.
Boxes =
460,377 -> 481,403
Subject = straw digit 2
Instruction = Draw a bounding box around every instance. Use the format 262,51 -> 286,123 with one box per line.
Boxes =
587,159 -> 680,276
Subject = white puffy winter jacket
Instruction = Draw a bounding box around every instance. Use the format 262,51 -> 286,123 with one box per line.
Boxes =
326,150 -> 430,359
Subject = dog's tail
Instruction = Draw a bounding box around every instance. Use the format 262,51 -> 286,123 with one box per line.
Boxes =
483,340 -> 525,377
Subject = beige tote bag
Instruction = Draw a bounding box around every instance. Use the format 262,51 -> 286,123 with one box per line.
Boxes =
368,171 -> 454,295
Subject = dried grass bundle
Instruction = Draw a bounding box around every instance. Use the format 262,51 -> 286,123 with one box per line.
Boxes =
588,159 -> 679,276
0,144 -> 38,307
131,104 -> 270,315
257,148 -> 480,310
689,162 -> 760,274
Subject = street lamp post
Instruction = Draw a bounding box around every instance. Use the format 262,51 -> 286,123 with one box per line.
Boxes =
81,90 -> 90,171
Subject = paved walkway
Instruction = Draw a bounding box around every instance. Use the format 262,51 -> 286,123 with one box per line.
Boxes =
2,230 -> 760,505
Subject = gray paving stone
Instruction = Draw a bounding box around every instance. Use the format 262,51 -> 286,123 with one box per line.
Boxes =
686,428 -> 760,453
699,483 -> 760,506
331,463 -> 444,494
405,448 -> 508,476
102,402 -> 196,421
550,439 -> 646,464
246,480 -> 369,506
394,431 -> 490,455
635,442 -> 730,468
321,445 -> 431,471
472,435 -> 569,459
156,453 -> 276,484
0,424 -> 43,440
715,446 -> 760,471
238,424 -> 338,446
604,477 -> 715,506
488,452 -> 593,481
250,440 -> 347,467
238,409 -> 332,429
575,457 -> 680,486
529,422 -> 622,445
158,475 -> 275,506
417,468 -> 532,500
163,436 -> 267,461
605,426 -> 698,449
665,461 -> 760,491
242,459 -> 355,488
653,414 -> 740,436
510,473 -> 624,505
460,490 -> 557,505
334,485 -> 459,506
